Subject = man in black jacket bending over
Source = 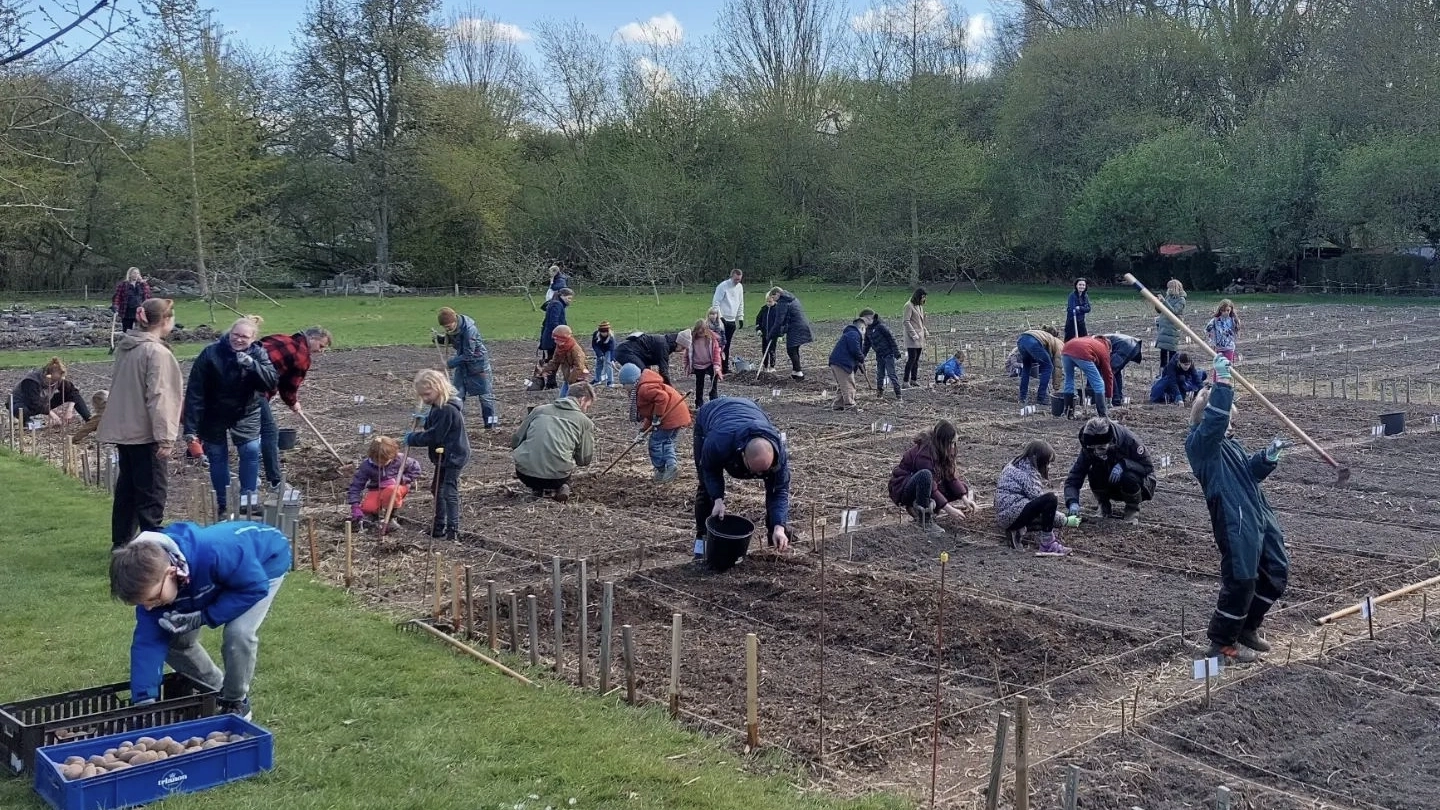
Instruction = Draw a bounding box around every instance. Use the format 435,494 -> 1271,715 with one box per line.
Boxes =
1064,417 -> 1156,524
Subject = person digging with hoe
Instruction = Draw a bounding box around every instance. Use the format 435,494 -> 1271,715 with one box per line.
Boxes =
692,397 -> 793,564
258,326 -> 332,498
619,363 -> 691,482
1187,356 -> 1289,665
111,520 -> 290,720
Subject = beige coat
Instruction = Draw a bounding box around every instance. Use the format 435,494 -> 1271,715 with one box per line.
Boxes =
903,301 -> 926,349
1021,329 -> 1066,392
97,331 -> 183,447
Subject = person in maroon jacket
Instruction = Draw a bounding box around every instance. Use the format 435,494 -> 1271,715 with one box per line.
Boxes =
888,420 -> 976,535
257,327 -> 331,494
1060,335 -> 1114,417
111,267 -> 152,335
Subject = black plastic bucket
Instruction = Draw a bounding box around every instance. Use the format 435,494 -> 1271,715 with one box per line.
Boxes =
704,514 -> 755,573
1380,412 -> 1405,436
277,428 -> 299,451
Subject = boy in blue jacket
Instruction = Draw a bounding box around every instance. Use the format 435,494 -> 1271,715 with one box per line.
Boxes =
827,316 -> 867,410
110,521 -> 291,720
934,350 -> 966,384
1149,352 -> 1206,404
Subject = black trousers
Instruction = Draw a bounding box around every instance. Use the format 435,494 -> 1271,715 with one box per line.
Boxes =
121,316 -> 137,333
1006,493 -> 1058,532
433,464 -> 461,531
539,348 -> 557,389
1207,499 -> 1288,646
693,368 -> 718,406
786,345 -> 802,373
112,443 -> 169,547
896,469 -> 933,509
721,320 -> 738,372
1158,348 -> 1176,371
1086,469 -> 1152,508
904,348 -> 923,384
516,468 -> 569,492
761,338 -> 779,368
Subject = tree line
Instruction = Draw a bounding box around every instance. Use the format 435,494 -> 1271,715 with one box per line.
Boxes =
1,0 -> 1437,296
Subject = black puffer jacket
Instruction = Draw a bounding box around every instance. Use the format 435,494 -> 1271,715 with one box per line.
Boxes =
767,292 -> 813,348
182,336 -> 278,443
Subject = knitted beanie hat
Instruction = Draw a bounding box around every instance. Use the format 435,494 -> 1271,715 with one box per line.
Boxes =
619,364 -> 642,386
1080,417 -> 1113,447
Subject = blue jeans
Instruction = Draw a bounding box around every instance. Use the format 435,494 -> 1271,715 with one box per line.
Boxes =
1062,356 -> 1107,414
204,434 -> 261,510
453,363 -> 497,427
1017,335 -> 1053,404
258,398 -> 282,487
875,355 -> 901,396
592,352 -> 614,385
648,427 -> 678,470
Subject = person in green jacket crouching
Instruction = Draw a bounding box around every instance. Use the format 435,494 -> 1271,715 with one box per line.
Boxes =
511,382 -> 597,503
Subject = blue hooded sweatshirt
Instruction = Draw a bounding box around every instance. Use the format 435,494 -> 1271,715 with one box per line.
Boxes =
128,521 -> 291,702
693,397 -> 791,531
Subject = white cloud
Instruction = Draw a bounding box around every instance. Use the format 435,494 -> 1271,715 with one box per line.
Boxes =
850,0 -> 950,34
965,12 -> 994,75
614,12 -> 684,47
453,17 -> 530,44
634,57 -> 676,95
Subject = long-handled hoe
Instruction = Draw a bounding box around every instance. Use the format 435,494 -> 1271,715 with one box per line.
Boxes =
382,414 -> 425,536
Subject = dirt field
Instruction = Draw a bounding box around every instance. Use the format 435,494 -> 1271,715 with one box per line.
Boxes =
7,299 -> 1440,809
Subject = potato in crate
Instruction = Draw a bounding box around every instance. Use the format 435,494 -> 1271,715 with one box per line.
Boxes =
1,672 -> 217,776
32,714 -> 273,810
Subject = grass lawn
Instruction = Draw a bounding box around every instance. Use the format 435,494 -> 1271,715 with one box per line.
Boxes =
2,282 -> 1420,369
0,451 -> 906,810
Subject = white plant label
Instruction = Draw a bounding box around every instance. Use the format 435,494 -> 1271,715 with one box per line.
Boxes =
353,395 -> 366,404
1360,597 -> 1373,619
772,388 -> 781,398
1192,657 -> 1221,679
840,508 -> 860,533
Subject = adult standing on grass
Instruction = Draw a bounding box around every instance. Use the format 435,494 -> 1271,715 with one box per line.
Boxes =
544,263 -> 569,303
619,363 -> 691,482
1103,332 -> 1143,406
902,288 -> 927,388
1060,335 -> 1112,417
111,267 -> 151,339
1187,356 -> 1288,664
765,286 -> 813,380
692,397 -> 792,559
183,316 -> 278,516
1154,279 -> 1187,369
1064,278 -> 1091,341
538,288 -> 574,389
511,381 -> 597,503
9,357 -> 92,426
98,298 -> 183,548
111,520 -> 289,719
1016,324 -> 1063,406
436,307 -> 499,429
712,268 -> 745,373
257,326 -> 332,494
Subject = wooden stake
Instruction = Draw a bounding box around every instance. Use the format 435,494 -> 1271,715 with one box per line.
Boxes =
999,691 -> 1029,810
307,517 -> 319,573
930,551 -> 949,808
552,557 -> 564,673
669,613 -> 682,719
344,522 -> 354,588
527,594 -> 539,667
578,559 -> 589,688
432,553 -> 443,619
487,579 -> 498,651
601,581 -> 614,694
745,633 -> 760,749
1133,684 -> 1141,722
1063,764 -> 1079,810
465,567 -> 475,641
1423,592 -> 1429,622
1203,666 -> 1212,708
508,591 -> 520,653
1215,784 -> 1233,810
984,711 -> 1011,810
817,503 -> 828,764
452,565 -> 463,634
621,624 -> 637,704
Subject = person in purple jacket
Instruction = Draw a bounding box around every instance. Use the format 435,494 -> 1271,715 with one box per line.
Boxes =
888,420 -> 976,535
110,521 -> 290,720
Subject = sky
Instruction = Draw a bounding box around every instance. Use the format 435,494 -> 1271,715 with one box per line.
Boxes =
206,0 -> 996,64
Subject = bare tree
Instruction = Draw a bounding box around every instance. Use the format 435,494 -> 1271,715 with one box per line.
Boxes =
443,5 -> 526,128
527,19 -> 614,141
716,0 -> 842,117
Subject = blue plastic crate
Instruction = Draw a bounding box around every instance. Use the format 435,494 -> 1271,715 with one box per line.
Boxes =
32,714 -> 273,810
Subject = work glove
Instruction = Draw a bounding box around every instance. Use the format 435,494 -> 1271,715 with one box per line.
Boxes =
1212,354 -> 1231,382
710,498 -> 726,519
350,504 -> 364,521
186,437 -> 204,459
158,611 -> 203,635
1108,464 -> 1123,484
1067,502 -> 1081,517
650,415 -> 661,428
1063,515 -> 1081,529
1265,437 -> 1289,463
402,431 -> 421,447
737,319 -> 744,330
235,351 -> 255,370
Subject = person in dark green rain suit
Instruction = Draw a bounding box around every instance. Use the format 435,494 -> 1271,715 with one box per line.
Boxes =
1185,355 -> 1290,665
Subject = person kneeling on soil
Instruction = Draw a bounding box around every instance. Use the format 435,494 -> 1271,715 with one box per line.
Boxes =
404,370 -> 471,540
1063,417 -> 1156,523
1187,357 -> 1289,665
111,520 -> 290,720
934,350 -> 966,385
619,364 -> 691,482
10,357 -> 92,427
347,435 -> 423,532
531,325 -> 589,398
888,419 -> 975,536
994,440 -> 1080,556
692,397 -> 792,560
1149,352 -> 1206,405
511,381 -> 597,503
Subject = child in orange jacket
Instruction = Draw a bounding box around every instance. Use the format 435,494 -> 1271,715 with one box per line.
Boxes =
619,363 -> 691,482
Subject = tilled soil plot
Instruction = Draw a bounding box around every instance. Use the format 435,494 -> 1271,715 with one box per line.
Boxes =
1143,665 -> 1440,810
1323,621 -> 1440,701
8,299 -> 1440,804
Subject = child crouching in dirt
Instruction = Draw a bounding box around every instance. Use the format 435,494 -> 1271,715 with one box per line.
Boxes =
993,440 -> 1080,557
934,350 -> 966,384
347,435 -> 423,532
71,390 -> 109,444
404,370 -> 471,540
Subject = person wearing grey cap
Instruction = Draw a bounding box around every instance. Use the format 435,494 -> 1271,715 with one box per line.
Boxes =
1063,416 -> 1156,523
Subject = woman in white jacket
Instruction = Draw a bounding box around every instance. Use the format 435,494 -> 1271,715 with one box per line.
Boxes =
902,288 -> 927,388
